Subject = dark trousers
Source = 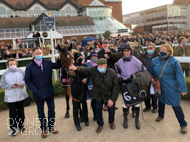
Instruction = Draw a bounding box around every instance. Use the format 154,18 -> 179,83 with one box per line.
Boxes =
96,100 -> 115,126
35,41 -> 40,47
35,95 -> 55,131
8,100 -> 25,131
158,101 -> 187,127
182,69 -> 190,77
127,106 -> 135,111
91,99 -> 96,120
144,95 -> 158,109
71,90 -> 88,127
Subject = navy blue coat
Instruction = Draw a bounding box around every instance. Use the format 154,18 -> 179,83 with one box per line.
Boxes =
142,51 -> 159,72
150,56 -> 187,106
24,58 -> 61,100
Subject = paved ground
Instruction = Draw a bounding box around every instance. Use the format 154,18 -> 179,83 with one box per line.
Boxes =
0,94 -> 190,142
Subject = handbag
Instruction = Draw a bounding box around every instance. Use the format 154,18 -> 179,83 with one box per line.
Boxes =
153,57 -> 171,96
24,97 -> 31,107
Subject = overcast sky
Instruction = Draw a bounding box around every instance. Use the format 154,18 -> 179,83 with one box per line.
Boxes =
122,0 -> 174,15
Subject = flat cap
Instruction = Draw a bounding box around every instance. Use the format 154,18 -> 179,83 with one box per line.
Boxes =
97,58 -> 107,65
102,40 -> 109,44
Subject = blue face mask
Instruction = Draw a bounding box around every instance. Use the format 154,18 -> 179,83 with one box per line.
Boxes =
92,58 -> 98,63
147,50 -> 153,54
160,52 -> 168,59
182,42 -> 186,46
35,55 -> 43,60
135,45 -> 138,48
98,67 -> 104,73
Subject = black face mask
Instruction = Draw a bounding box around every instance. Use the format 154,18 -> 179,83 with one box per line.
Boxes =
78,58 -> 83,64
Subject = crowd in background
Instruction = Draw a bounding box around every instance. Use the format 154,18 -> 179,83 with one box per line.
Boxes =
68,31 -> 190,53
67,31 -> 190,78
0,44 -> 33,60
1,31 -> 190,60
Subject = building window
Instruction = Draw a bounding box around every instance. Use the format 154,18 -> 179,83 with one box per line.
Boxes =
65,7 -> 71,16
49,10 -> 54,16
21,11 -> 27,17
28,10 -> 34,17
0,6 -> 6,17
34,6 -> 42,15
54,11 -> 59,16
60,10 -> 65,16
14,11 -> 21,17
7,10 -> 13,17
72,10 -> 77,16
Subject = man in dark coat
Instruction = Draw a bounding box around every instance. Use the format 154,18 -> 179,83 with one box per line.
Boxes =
98,40 -> 116,69
33,31 -> 41,47
69,58 -> 119,133
141,43 -> 159,113
24,47 -> 61,138
98,40 -> 117,111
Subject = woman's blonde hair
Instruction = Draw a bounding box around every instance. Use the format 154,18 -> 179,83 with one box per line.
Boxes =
160,44 -> 173,56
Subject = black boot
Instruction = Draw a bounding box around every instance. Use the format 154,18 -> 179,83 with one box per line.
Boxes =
123,108 -> 129,129
135,107 -> 141,130
132,111 -> 136,118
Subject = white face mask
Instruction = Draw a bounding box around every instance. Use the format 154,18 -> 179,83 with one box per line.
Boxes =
9,65 -> 17,71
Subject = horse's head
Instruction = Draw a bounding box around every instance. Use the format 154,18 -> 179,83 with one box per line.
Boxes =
57,43 -> 73,69
57,43 -> 75,79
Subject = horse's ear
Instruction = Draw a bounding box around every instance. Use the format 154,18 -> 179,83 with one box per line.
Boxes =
67,43 -> 73,51
57,44 -> 62,52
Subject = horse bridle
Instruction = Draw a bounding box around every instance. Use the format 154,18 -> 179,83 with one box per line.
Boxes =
60,52 -> 82,102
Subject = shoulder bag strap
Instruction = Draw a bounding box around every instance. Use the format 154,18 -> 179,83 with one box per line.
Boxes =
159,57 -> 171,79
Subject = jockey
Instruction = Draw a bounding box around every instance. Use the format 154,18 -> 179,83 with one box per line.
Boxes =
115,43 -> 147,130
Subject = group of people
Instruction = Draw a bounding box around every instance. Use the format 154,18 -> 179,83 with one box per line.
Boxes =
0,32 -> 189,138
68,39 -> 188,134
0,48 -> 33,60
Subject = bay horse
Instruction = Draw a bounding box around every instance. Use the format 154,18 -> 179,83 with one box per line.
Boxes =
57,43 -> 82,118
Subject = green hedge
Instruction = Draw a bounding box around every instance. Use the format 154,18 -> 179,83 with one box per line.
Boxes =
0,81 -> 64,111
0,59 -> 32,70
181,78 -> 190,100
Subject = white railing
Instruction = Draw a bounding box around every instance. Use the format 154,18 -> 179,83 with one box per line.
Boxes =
142,44 -> 179,48
0,54 -> 189,76
0,55 -> 58,76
